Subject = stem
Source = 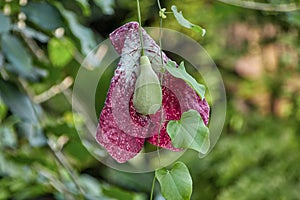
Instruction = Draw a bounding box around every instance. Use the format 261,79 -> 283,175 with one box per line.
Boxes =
150,174 -> 156,200
136,0 -> 144,56
34,76 -> 73,103
158,18 -> 164,67
156,0 -> 165,166
48,140 -> 85,198
156,111 -> 163,165
57,153 -> 85,196
157,0 -> 162,10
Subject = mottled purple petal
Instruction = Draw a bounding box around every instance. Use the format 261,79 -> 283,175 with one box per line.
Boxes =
146,86 -> 182,150
147,76 -> 210,149
96,105 -> 145,163
96,22 -> 154,163
96,22 -> 210,163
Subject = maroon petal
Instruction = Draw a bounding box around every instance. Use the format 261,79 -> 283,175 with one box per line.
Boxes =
146,77 -> 210,150
146,86 -> 182,151
147,122 -> 181,151
96,132 -> 143,163
96,22 -> 158,163
162,72 -> 210,125
96,22 -> 210,163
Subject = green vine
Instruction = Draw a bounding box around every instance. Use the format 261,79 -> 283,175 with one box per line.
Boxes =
136,0 -> 144,56
136,1 -> 208,199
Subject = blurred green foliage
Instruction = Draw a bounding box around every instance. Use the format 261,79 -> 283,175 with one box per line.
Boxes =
0,0 -> 300,199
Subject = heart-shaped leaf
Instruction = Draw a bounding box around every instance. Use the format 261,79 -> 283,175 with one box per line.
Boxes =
166,60 -> 206,99
167,110 -> 210,154
155,161 -> 192,200
171,5 -> 206,37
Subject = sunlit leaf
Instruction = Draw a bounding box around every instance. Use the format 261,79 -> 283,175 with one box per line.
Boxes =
48,37 -> 76,67
0,189 -> 9,200
75,0 -> 91,16
155,161 -> 192,200
167,110 -> 210,154
0,98 -> 7,121
21,2 -> 63,31
0,12 -> 11,34
171,5 -> 206,37
166,60 -> 206,99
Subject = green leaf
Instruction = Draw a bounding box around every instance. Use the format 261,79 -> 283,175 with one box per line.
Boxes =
171,5 -> 206,37
287,12 -> 300,27
0,12 -> 11,34
21,2 -> 63,31
0,126 -> 17,148
102,184 -> 145,200
1,34 -> 45,80
48,37 -> 76,67
56,5 -> 96,55
0,52 -> 4,70
94,0 -> 115,15
1,34 -> 31,75
13,26 -> 49,43
0,98 -> 8,121
0,80 -> 46,146
166,60 -> 206,99
75,0 -> 91,16
0,189 -> 9,200
155,161 -> 192,200
13,184 -> 47,200
167,110 -> 210,154
79,174 -> 106,199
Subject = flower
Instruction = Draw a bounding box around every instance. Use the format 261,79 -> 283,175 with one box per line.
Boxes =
96,22 -> 210,163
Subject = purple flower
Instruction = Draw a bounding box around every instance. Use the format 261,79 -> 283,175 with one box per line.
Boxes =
96,22 -> 210,163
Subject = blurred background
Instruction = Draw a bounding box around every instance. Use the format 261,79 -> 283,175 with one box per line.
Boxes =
0,0 -> 300,199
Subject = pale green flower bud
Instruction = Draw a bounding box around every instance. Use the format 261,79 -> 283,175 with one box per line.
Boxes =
133,55 -> 162,115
